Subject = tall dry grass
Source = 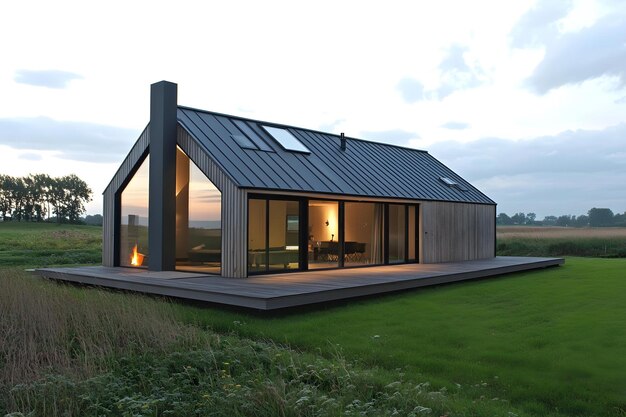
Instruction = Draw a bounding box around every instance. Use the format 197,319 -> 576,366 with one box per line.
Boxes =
0,268 -> 206,387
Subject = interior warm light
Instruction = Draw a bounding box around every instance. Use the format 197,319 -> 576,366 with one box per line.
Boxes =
130,244 -> 144,266
285,245 -> 299,251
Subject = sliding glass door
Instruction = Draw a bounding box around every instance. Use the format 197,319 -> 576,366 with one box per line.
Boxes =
248,195 -> 419,275
248,197 -> 302,274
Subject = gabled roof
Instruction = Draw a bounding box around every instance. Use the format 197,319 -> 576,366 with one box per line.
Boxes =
177,106 -> 495,205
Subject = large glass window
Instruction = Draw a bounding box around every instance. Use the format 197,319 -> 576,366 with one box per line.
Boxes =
120,156 -> 149,267
248,199 -> 267,273
408,205 -> 417,261
248,198 -> 301,273
269,200 -> 300,270
308,200 -> 339,269
344,202 -> 383,266
175,148 -> 222,274
388,204 -> 406,263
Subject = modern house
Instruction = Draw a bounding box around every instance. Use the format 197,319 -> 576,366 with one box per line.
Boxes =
103,81 -> 496,278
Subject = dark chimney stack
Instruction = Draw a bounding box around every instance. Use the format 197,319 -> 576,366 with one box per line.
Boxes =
340,132 -> 346,151
148,81 -> 178,271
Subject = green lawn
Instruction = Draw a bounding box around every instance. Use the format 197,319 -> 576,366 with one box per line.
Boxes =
175,258 -> 626,417
0,222 -> 101,266
1,222 -> 625,416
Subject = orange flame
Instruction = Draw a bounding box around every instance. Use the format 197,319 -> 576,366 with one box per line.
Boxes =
130,244 -> 144,266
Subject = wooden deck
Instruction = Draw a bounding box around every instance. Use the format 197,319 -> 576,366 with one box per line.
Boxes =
36,257 -> 564,310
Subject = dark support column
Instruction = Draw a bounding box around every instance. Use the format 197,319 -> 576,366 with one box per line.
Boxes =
148,81 -> 178,271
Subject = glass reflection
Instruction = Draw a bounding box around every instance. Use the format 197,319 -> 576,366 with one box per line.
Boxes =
120,156 -> 149,267
388,204 -> 406,263
308,200 -> 339,269
175,148 -> 221,274
344,202 -> 383,266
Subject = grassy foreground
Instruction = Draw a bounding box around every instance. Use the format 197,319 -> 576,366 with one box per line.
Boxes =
1,223 -> 625,416
0,269 -> 511,417
175,258 -> 626,417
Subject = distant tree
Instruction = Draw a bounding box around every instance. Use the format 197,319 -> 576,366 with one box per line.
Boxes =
555,215 -> 575,227
543,215 -> 557,226
574,214 -> 589,228
0,175 -> 13,221
588,208 -> 614,227
511,212 -> 526,225
83,214 -> 103,226
59,174 -> 92,223
614,212 -> 626,227
525,213 -> 537,225
497,213 -> 513,225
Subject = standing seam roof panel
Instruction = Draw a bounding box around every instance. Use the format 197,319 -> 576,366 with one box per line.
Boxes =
292,130 -> 372,195
176,107 -> 495,205
298,130 -> 383,196
177,111 -> 255,187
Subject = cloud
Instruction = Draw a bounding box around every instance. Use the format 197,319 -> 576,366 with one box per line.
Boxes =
318,118 -> 346,133
526,14 -> 626,94
428,123 -> 626,217
0,117 -> 141,163
360,129 -> 419,145
18,152 -> 43,161
396,78 -> 425,103
441,121 -> 470,130
397,45 -> 485,103
509,0 -> 573,48
14,69 -> 83,89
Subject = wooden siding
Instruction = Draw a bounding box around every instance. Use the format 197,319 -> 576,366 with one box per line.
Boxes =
102,127 -> 150,266
421,202 -> 495,263
177,126 -> 247,278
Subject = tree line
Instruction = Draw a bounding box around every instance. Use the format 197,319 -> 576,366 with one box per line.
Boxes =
0,174 -> 92,224
497,208 -> 626,228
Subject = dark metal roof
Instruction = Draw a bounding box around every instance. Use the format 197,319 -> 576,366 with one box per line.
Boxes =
177,106 -> 495,205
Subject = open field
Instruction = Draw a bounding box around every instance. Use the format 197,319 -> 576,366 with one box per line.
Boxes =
497,226 -> 626,257
1,223 -> 625,416
0,222 -> 101,267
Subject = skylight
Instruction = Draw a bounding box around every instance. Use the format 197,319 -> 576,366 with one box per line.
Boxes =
231,134 -> 257,150
440,176 -> 468,191
262,126 -> 310,153
232,119 -> 273,151
440,177 -> 457,186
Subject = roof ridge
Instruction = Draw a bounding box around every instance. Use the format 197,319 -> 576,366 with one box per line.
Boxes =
177,105 -> 428,153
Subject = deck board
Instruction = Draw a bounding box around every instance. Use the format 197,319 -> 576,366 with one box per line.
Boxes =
36,257 -> 564,310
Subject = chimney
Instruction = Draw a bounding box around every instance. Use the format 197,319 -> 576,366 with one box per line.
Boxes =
148,81 -> 177,271
340,132 -> 346,151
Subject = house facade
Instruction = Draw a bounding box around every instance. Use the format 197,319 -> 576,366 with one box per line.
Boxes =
102,81 -> 496,278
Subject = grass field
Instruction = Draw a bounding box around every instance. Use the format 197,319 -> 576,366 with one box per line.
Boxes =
1,223 -> 625,416
0,222 -> 101,266
174,257 -> 626,417
497,226 -> 626,258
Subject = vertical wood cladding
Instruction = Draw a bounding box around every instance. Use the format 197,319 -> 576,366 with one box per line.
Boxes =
102,126 -> 150,267
177,126 -> 247,278
420,201 -> 495,263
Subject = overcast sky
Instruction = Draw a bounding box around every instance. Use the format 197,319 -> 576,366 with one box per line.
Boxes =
1,0 -> 625,218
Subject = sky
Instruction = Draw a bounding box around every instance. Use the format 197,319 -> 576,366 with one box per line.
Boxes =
0,0 -> 625,218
